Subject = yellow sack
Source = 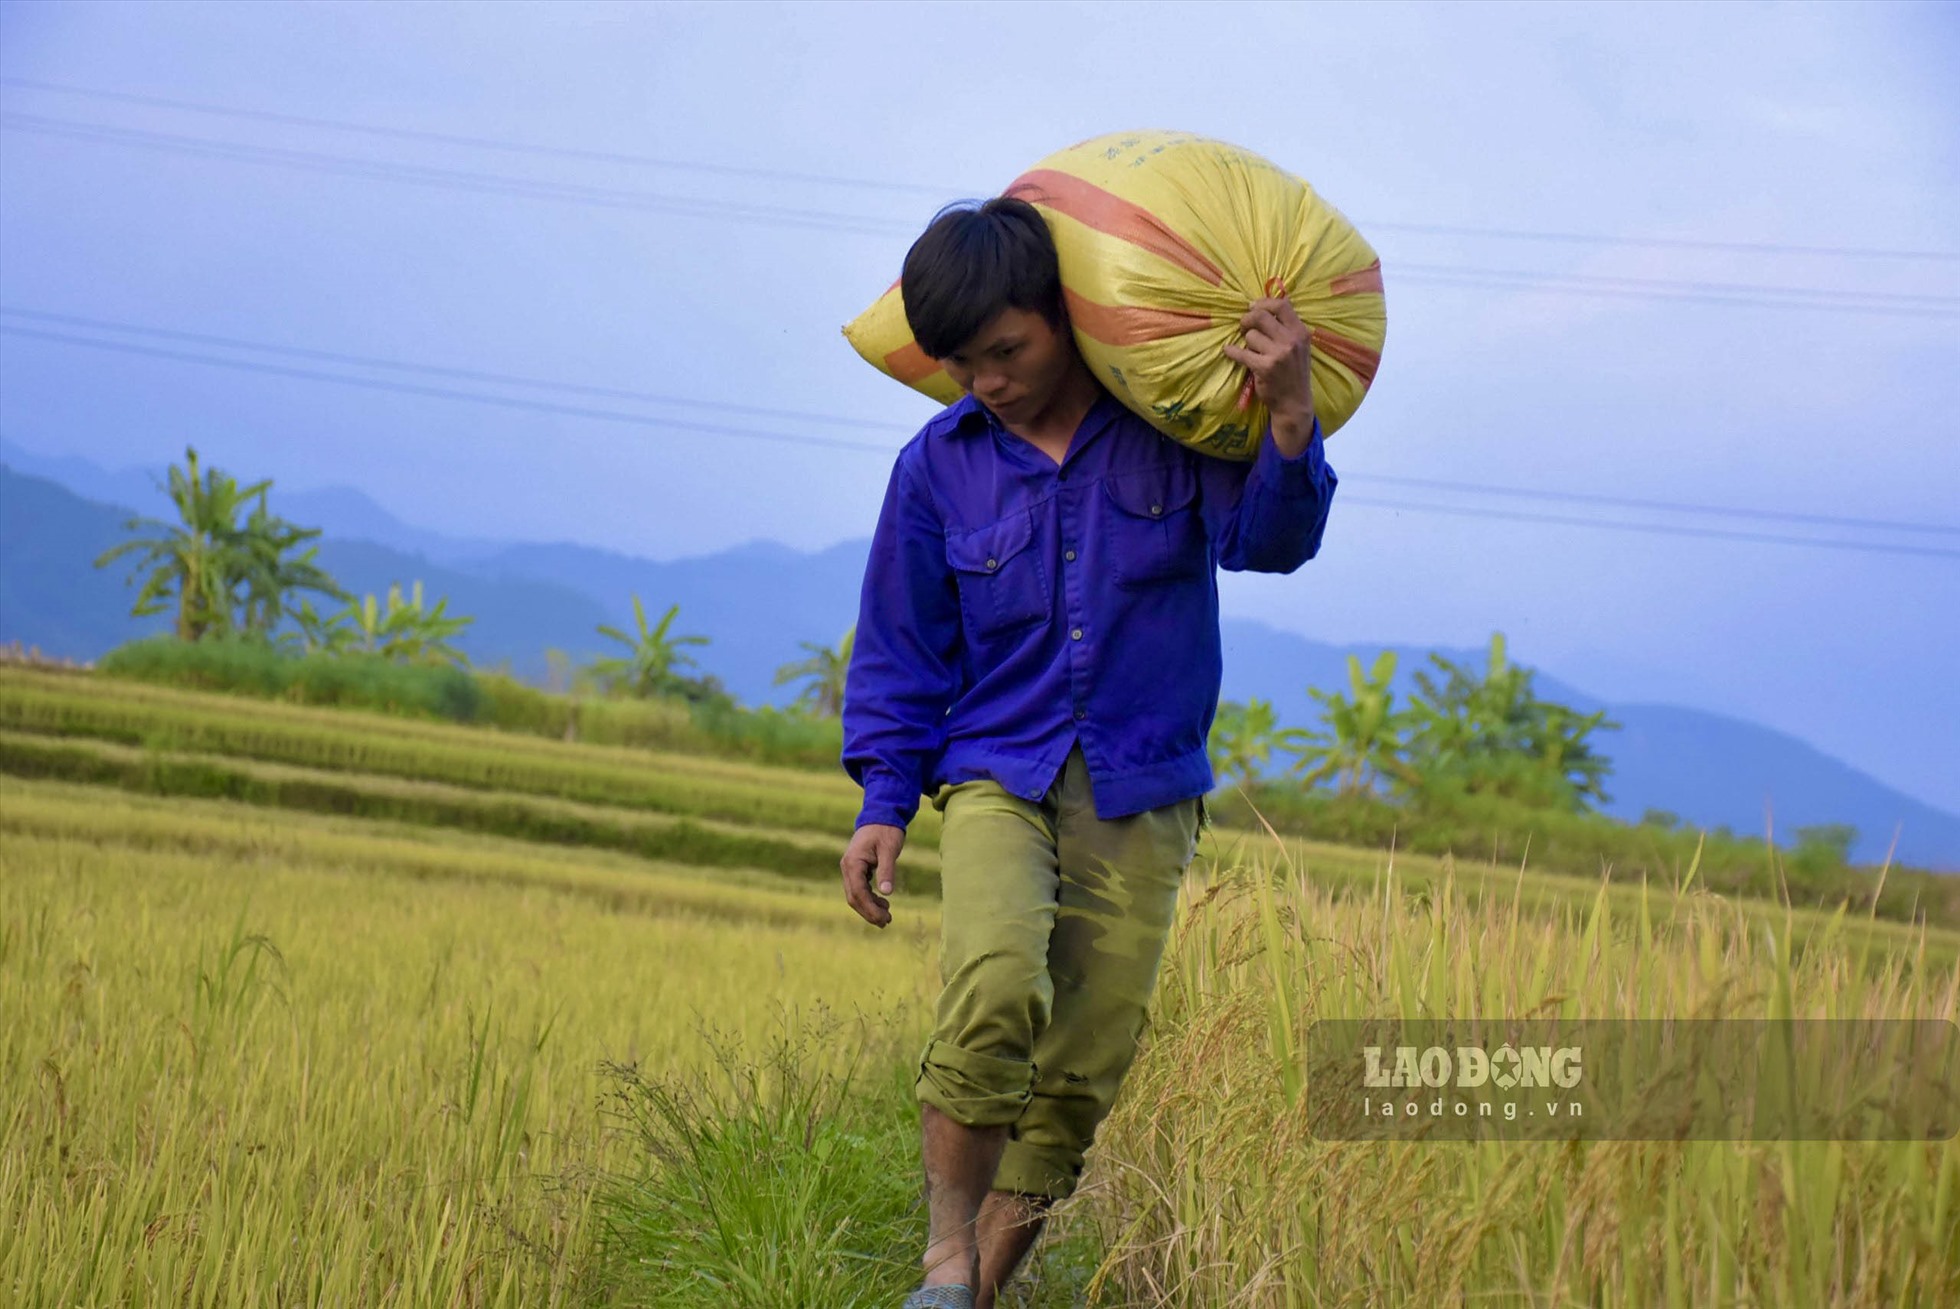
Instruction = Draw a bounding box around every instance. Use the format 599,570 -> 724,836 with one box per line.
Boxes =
841,131 -> 1386,460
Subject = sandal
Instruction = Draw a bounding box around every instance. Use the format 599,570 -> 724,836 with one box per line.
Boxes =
901,1286 -> 975,1309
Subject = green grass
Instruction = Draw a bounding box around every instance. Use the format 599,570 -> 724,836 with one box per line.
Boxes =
591,1015 -> 927,1306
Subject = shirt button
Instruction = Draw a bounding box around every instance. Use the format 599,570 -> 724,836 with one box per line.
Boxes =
1064,549 -> 1077,562
985,558 -> 998,571
1070,627 -> 1084,641
1150,503 -> 1163,516
1074,708 -> 1087,721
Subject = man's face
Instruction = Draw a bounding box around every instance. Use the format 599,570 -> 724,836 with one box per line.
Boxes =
938,306 -> 1077,427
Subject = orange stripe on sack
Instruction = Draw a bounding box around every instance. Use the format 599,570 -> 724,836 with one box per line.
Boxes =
1063,288 -> 1212,347
1327,260 -> 1383,297
1006,169 -> 1225,287
1310,328 -> 1381,386
883,340 -> 943,386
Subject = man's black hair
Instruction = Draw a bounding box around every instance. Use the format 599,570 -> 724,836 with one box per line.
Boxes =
900,196 -> 1066,360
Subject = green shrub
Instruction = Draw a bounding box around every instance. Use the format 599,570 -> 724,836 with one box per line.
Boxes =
95,639 -> 844,769
101,637 -> 484,721
686,700 -> 843,769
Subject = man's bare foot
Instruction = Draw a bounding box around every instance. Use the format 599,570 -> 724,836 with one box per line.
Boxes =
975,1189 -> 1053,1309
920,1107 -> 1007,1290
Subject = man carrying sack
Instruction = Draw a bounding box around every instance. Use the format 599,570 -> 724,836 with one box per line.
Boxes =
838,195 -> 1338,1309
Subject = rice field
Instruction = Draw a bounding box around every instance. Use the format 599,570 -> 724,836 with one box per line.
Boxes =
1087,862 -> 1960,1306
2,668 -> 1956,1305
0,778 -> 939,1305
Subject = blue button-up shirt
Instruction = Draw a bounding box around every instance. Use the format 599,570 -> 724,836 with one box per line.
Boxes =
843,389 -> 1336,829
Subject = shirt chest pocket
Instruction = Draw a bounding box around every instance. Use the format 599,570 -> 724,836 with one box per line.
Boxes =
1102,466 -> 1208,587
945,509 -> 1050,639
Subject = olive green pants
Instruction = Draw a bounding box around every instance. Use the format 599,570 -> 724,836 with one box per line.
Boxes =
916,746 -> 1200,1200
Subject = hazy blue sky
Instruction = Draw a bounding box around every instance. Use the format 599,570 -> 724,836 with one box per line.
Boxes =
1,1 -> 1956,810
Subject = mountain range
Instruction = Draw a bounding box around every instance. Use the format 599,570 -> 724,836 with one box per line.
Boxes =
3,441 -> 1955,870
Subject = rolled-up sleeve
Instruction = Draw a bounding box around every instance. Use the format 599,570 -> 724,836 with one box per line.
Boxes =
842,447 -> 963,829
1209,417 -> 1337,574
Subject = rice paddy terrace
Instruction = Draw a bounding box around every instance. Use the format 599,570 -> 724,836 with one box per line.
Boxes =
3,665 -> 1954,1306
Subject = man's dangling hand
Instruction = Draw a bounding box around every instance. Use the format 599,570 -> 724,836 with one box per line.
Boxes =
840,822 -> 906,927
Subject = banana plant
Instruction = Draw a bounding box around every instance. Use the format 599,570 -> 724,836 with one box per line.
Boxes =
1208,697 -> 1303,790
306,581 -> 472,665
591,596 -> 709,699
237,492 -> 344,638
96,447 -> 344,644
95,447 -> 267,641
773,625 -> 855,717
1286,651 -> 1416,796
1402,633 -> 1617,810
288,598 -> 355,655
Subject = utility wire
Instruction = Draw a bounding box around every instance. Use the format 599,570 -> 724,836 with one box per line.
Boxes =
1394,262 -> 1959,311
0,76 -> 956,196
8,304 -> 1954,537
1363,221 -> 1958,263
0,113 -> 917,236
6,76 -> 1956,263
5,112 -> 1958,318
6,321 -> 1955,559
1340,496 -> 1960,559
0,307 -> 906,433
1387,272 -> 1956,319
1359,472 -> 1959,537
0,325 -> 898,455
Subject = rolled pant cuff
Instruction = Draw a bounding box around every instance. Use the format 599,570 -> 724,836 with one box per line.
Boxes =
993,1139 -> 1083,1201
914,1038 -> 1033,1127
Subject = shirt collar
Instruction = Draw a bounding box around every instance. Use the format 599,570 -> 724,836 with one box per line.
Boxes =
938,388 -> 1124,442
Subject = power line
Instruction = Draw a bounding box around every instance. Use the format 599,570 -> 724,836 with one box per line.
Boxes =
1341,497 -> 1960,559
1360,472 -> 1959,537
6,76 -> 1956,263
0,113 -> 917,237
1386,271 -> 1956,319
0,76 -> 957,197
1364,221 -> 1957,263
0,325 -> 901,455
0,307 -> 909,434
5,321 -> 1954,560
1395,263 -> 1959,313
7,304 -> 1954,538
8,111 -> 1954,320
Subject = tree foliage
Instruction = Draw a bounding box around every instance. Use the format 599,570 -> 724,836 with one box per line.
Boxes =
1233,634 -> 1621,815
295,581 -> 474,666
592,597 -> 711,700
1208,698 -> 1302,791
94,446 -> 341,641
1400,634 -> 1617,811
773,626 -> 854,718
1287,652 -> 1416,796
